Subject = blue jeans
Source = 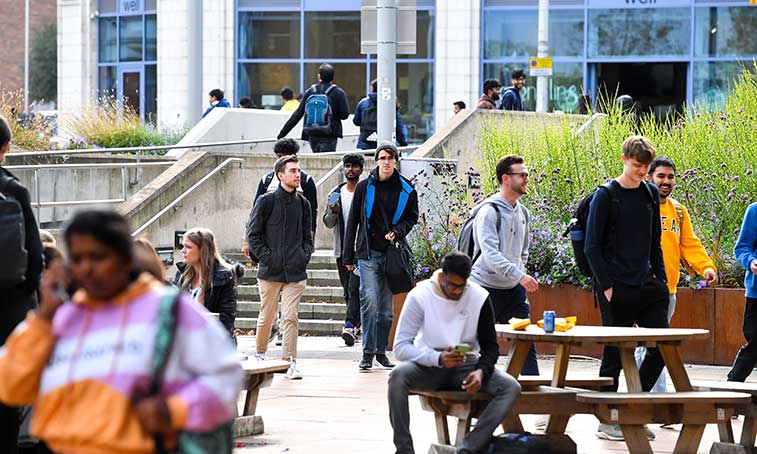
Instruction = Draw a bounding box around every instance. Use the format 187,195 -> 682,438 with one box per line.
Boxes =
358,250 -> 394,354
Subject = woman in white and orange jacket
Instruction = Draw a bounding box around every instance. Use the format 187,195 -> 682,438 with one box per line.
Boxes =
0,210 -> 243,454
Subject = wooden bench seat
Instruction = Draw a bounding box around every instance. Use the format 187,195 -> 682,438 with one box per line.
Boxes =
234,359 -> 290,437
694,380 -> 757,451
577,391 -> 752,454
410,386 -> 580,452
517,375 -> 613,390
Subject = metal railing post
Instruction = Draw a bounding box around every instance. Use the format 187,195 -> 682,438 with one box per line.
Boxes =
34,169 -> 40,221
121,166 -> 128,202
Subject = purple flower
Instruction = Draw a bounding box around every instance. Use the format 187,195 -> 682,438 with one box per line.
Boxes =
546,278 -> 553,285
423,267 -> 430,274
685,275 -> 692,283
427,232 -> 434,241
431,244 -> 439,251
696,280 -> 707,290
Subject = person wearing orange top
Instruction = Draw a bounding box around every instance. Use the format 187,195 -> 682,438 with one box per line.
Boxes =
635,156 -> 718,394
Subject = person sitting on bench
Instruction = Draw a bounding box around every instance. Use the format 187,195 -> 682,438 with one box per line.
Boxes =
388,252 -> 522,454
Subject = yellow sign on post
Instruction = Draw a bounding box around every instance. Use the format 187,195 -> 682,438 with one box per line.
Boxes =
529,57 -> 553,77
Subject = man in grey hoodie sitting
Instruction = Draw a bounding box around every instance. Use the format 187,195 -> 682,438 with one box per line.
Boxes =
469,155 -> 540,376
388,252 -> 521,454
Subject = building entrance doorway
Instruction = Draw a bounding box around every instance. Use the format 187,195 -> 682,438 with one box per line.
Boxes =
595,62 -> 687,122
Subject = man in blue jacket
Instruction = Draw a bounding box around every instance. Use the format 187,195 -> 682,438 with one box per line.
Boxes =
343,142 -> 418,371
499,69 -> 526,111
727,203 -> 757,381
353,79 -> 408,149
202,88 -> 231,118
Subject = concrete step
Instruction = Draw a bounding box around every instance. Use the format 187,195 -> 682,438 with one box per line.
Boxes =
237,285 -> 345,303
224,250 -> 337,270
237,301 -> 347,319
234,317 -> 343,336
240,269 -> 342,287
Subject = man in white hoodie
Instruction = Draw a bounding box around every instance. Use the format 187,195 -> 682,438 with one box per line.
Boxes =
389,252 -> 521,454
470,155 -> 540,376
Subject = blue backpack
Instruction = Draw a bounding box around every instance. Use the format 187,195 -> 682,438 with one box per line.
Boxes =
303,84 -> 336,137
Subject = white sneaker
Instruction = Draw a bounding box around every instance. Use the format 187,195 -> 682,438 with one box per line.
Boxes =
253,352 -> 267,361
285,361 -> 303,380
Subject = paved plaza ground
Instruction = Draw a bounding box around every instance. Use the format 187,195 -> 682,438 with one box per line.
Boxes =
233,336 -> 752,453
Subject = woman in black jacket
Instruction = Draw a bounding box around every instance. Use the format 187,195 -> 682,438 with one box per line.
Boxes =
173,227 -> 238,338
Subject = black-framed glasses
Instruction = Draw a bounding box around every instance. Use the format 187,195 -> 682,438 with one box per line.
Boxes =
507,172 -> 530,179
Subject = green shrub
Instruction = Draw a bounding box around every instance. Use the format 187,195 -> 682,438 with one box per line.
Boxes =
0,85 -> 53,150
64,96 -> 186,152
478,64 -> 757,289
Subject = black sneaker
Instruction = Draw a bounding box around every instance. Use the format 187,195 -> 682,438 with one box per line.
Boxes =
375,354 -> 395,368
359,353 -> 374,370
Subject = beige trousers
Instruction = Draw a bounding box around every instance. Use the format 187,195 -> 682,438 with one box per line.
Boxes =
256,279 -> 306,360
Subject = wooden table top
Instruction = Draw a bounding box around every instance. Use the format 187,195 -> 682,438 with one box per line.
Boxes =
495,324 -> 709,344
241,359 -> 290,374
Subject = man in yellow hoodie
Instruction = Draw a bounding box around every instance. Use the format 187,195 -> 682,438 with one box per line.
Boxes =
635,156 -> 718,395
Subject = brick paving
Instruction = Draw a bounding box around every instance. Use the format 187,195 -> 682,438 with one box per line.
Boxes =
234,336 -> 753,453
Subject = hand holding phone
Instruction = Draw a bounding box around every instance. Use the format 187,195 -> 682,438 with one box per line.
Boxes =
453,344 -> 471,355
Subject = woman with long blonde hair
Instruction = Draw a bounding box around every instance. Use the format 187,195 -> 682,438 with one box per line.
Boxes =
172,228 -> 238,338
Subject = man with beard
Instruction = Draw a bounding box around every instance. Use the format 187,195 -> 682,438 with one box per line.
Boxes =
469,155 -> 540,376
477,79 -> 501,110
499,69 -> 526,111
635,156 -> 717,394
323,153 -> 365,346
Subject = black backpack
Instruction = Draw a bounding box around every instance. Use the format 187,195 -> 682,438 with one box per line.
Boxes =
0,179 -> 28,288
456,202 -> 502,265
487,432 -> 552,453
565,181 -> 655,278
359,97 -> 378,144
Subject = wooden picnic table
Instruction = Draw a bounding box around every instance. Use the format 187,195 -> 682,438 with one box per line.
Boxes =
496,324 -> 720,453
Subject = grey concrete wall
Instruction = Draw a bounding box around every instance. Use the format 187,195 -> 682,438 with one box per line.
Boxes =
2,153 -> 174,226
413,109 -> 593,178
121,152 -> 347,254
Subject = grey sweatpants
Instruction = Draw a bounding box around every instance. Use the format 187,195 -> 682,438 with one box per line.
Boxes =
388,361 -> 521,454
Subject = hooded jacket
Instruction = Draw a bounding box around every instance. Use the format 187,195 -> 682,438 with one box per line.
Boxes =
172,260 -> 237,336
469,195 -> 531,290
0,274 -> 243,454
202,98 -> 231,118
353,93 -> 408,149
477,94 -> 497,110
247,185 -> 314,283
342,167 -> 419,265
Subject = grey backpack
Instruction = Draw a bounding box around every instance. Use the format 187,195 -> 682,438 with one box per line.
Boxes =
0,182 -> 28,288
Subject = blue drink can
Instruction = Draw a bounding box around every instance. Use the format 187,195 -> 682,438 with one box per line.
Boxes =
543,311 -> 556,333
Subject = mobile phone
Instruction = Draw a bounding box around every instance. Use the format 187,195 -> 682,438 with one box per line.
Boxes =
453,344 -> 471,354
327,192 -> 340,206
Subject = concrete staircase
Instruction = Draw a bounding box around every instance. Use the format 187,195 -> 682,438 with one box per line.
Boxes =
226,250 -> 348,336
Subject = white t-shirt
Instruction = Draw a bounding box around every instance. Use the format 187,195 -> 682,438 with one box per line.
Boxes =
340,185 -> 355,226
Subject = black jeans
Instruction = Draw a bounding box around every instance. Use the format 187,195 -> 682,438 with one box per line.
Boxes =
484,285 -> 539,376
309,138 -> 338,153
727,298 -> 757,382
336,257 -> 361,327
597,278 -> 669,392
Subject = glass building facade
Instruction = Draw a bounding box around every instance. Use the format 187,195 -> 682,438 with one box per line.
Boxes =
235,0 -> 436,142
482,0 -> 757,114
97,0 -> 158,121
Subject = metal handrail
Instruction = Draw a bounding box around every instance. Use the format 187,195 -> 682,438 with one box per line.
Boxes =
131,157 -> 245,237
26,162 -> 175,220
4,162 -> 174,171
8,134 -> 361,159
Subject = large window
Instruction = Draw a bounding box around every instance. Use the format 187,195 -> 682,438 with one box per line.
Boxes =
97,1 -> 157,122
588,8 -> 691,58
236,4 -> 436,142
695,7 -> 757,58
484,9 -> 584,59
483,62 -> 584,113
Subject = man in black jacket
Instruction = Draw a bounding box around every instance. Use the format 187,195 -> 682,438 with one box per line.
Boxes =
584,135 -> 669,442
323,153 -> 364,346
247,155 -> 314,380
343,142 -> 418,371
0,115 -> 43,454
277,63 -> 350,153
